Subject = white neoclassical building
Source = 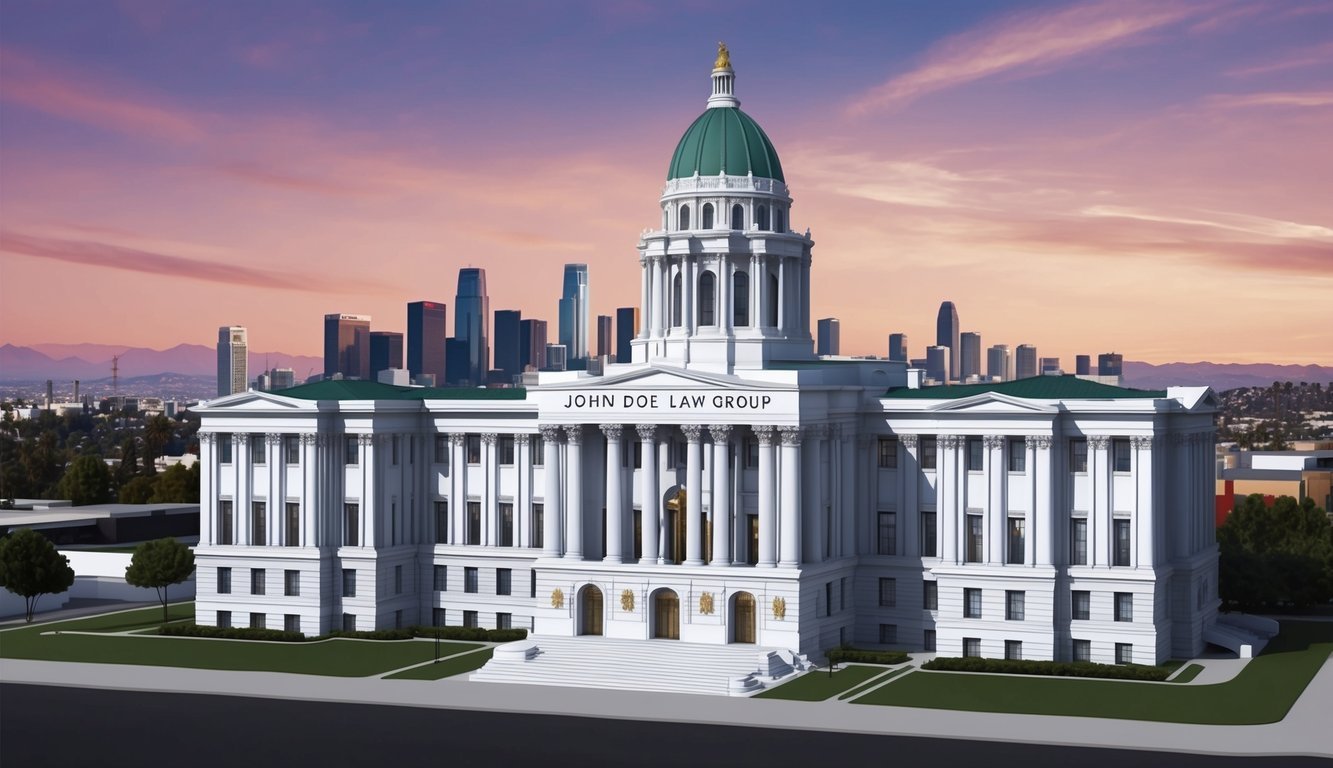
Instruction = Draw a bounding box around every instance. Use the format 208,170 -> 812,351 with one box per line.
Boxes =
194,49 -> 1224,668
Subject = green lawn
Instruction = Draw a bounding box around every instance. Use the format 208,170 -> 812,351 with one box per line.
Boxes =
1170,663 -> 1205,684
853,621 -> 1332,724
753,664 -> 886,701
839,666 -> 912,700
0,604 -> 479,677
384,647 -> 496,680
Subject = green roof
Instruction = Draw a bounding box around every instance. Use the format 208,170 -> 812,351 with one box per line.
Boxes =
273,380 -> 527,402
667,107 -> 784,182
883,376 -> 1167,400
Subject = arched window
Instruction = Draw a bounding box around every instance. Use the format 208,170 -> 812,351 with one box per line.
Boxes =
774,208 -> 785,232
767,271 -> 779,327
671,272 -> 682,327
679,204 -> 691,231
731,204 -> 744,230
757,204 -> 770,231
733,272 -> 750,326
702,203 -> 714,229
698,271 -> 716,326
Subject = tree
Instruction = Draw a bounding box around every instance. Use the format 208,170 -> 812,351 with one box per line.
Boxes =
0,528 -> 75,622
142,415 -> 174,476
125,538 -> 195,623
59,454 -> 112,505
1217,494 -> 1333,611
149,462 -> 199,503
117,474 -> 159,504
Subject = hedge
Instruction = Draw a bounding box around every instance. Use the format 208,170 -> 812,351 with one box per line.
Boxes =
159,624 -> 305,642
156,623 -> 528,643
412,626 -> 528,642
827,648 -> 910,665
326,628 -> 415,641
920,656 -> 1171,681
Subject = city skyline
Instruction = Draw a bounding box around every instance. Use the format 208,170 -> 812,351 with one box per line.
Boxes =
1,1 -> 1330,366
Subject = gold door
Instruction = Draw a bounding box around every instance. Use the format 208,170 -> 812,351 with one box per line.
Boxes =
653,591 -> 680,639
666,489 -> 686,564
580,586 -> 603,636
747,515 -> 760,565
734,592 -> 756,644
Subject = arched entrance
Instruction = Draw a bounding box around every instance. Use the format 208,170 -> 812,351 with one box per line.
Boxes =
651,588 -> 680,639
578,585 -> 603,636
731,591 -> 756,644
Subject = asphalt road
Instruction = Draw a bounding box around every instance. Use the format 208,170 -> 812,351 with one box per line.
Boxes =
2,683 -> 1325,768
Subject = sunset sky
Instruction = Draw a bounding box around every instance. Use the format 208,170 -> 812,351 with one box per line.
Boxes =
2,0 -> 1330,366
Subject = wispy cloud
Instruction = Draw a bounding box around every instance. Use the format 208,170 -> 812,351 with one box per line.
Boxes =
847,0 -> 1213,115
1225,41 -> 1333,77
1080,205 -> 1333,240
1204,91 -> 1333,108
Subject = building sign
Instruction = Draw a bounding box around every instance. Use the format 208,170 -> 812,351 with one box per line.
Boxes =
536,388 -> 798,421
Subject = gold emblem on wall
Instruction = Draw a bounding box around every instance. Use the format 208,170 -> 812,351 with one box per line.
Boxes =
621,589 -> 635,612
699,592 -> 715,615
772,596 -> 786,620
551,588 -> 564,609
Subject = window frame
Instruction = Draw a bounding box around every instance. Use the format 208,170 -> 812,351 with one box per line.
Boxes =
965,513 -> 983,563
1007,516 -> 1026,564
1072,590 -> 1090,621
250,568 -> 265,596
496,568 -> 512,596
1070,517 -> 1088,566
1112,438 -> 1132,472
964,587 -> 982,618
216,566 -> 231,594
923,580 -> 938,611
920,436 -> 937,470
283,435 -> 300,465
1007,438 -> 1026,472
966,437 -> 983,471
877,510 -> 897,555
283,569 -> 300,597
878,577 -> 896,608
464,566 -> 479,594
1113,518 -> 1132,566
1114,592 -> 1134,622
1005,590 -> 1025,621
341,568 -> 356,598
877,437 -> 897,468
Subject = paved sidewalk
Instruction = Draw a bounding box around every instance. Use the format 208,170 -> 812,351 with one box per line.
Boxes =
2,655 -> 1329,758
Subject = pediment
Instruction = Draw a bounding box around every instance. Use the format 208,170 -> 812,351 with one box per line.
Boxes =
195,391 -> 315,412
537,365 -> 788,392
926,392 -> 1058,414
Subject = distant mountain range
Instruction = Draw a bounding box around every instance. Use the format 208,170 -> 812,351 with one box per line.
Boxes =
1,343 -> 1328,391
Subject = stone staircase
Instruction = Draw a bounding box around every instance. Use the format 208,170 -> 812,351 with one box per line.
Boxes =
470,636 -> 807,696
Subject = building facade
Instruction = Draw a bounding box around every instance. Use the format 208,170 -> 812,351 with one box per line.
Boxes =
407,301 -> 447,386
323,314 -> 371,380
936,302 -> 960,382
194,50 -> 1221,666
559,264 -> 589,364
216,326 -> 247,397
455,269 -> 490,387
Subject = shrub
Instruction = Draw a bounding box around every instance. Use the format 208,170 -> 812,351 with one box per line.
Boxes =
413,626 -> 528,642
159,623 -> 304,642
325,628 -> 415,641
921,656 -> 1170,681
826,648 -> 910,666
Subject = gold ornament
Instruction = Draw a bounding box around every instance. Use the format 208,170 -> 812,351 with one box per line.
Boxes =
551,588 -> 564,609
621,589 -> 635,612
714,41 -> 731,69
772,596 -> 786,620
699,592 -> 715,615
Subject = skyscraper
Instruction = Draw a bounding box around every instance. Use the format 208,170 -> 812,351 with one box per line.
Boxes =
216,326 -> 247,397
1098,353 -> 1124,376
959,331 -> 982,381
596,314 -> 613,359
987,344 -> 1010,381
936,301 -> 960,381
545,343 -> 567,372
494,309 -> 523,382
454,269 -> 490,387
369,331 -> 403,379
1015,344 -> 1038,379
520,318 -> 548,373
1075,354 -> 1092,376
615,307 -> 638,363
558,263 -> 589,362
1039,356 -> 1061,375
407,301 -> 447,386
324,314 -> 372,380
887,333 -> 908,363
816,318 -> 840,356
445,338 -> 470,386
270,368 -> 295,390
925,345 -> 949,383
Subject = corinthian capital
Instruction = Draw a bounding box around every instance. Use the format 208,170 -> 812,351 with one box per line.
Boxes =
680,424 -> 704,442
635,423 -> 659,442
754,425 -> 777,446
778,426 -> 803,446
707,424 -> 733,443
600,424 -> 624,441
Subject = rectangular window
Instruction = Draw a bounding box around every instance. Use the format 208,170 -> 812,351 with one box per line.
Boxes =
394,564 -> 403,595
877,511 -> 897,555
250,434 -> 266,465
1070,438 -> 1089,472
463,610 -> 478,628
435,434 -> 449,464
217,610 -> 232,628
345,436 -> 359,466
391,435 -> 400,465
1115,643 -> 1133,665
1112,438 -> 1132,472
467,502 -> 481,544
284,569 -> 299,597
217,500 -> 233,545
500,503 -> 514,547
963,637 -> 981,658
434,565 -> 447,591
434,501 -> 448,544
1007,517 -> 1025,564
924,629 -> 936,652
877,437 -> 897,468
342,613 -> 356,632
464,567 -> 478,594
496,568 -> 512,596
1008,438 -> 1026,472
532,504 -> 544,549
964,588 -> 982,618
920,436 -> 937,470
824,582 -> 833,617
250,502 -> 266,546
1113,519 -> 1132,566
965,514 -> 983,563
283,435 -> 300,465
744,438 -> 759,468
285,502 -> 300,546
923,580 -> 937,610
920,511 -> 937,557
878,578 -> 896,607
250,568 -> 265,595
879,624 -> 897,645
218,434 -> 233,464
497,613 -> 512,630
1005,640 -> 1023,661
217,567 -> 231,594
1006,590 -> 1025,621
1073,639 -> 1091,663
499,435 -> 515,465
1072,590 -> 1090,620
466,434 -> 481,464
532,434 -> 544,465
966,438 -> 983,471
284,614 -> 300,633
342,569 -> 356,598
1070,517 -> 1088,565
344,503 -> 359,547
1115,592 -> 1134,622
530,569 -> 537,598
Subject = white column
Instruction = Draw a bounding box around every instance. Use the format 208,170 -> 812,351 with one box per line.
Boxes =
682,424 -> 704,565
639,258 -> 651,338
840,429 -> 855,558
684,257 -> 696,337
800,255 -> 811,337
516,435 -> 530,547
938,436 -> 957,563
778,426 -> 802,567
1134,435 -> 1154,568
901,435 -> 918,556
756,425 -> 777,567
709,425 -> 733,566
753,255 -> 765,329
199,433 -> 216,546
540,426 -> 562,557
481,433 -> 497,546
301,433 -> 317,547
564,425 -> 584,560
449,434 -> 465,544
651,257 -> 666,337
719,257 -> 732,334
637,424 -> 660,565
984,436 -> 1005,563
359,434 -> 374,547
1090,436 -> 1110,567
776,257 -> 787,333
1032,435 -> 1052,567
802,426 -> 823,563
602,424 -> 625,563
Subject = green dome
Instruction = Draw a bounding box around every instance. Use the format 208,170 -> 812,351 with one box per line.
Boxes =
666,107 -> 784,182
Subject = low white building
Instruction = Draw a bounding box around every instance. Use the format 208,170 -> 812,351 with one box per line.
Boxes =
192,50 -> 1220,666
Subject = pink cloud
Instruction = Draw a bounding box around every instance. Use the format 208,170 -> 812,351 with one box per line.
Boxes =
1204,91 -> 1333,108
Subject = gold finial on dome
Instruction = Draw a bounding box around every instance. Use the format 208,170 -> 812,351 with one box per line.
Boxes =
715,41 -> 731,69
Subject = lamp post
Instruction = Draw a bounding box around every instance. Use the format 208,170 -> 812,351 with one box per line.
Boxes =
434,609 -> 440,663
